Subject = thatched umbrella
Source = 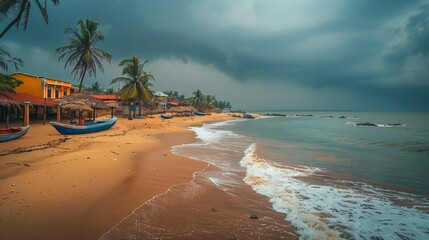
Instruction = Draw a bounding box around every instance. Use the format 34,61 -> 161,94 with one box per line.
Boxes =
61,102 -> 93,112
0,99 -> 21,128
61,102 -> 93,125
106,101 -> 119,117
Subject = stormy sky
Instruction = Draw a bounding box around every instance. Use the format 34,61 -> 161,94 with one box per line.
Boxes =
1,0 -> 429,111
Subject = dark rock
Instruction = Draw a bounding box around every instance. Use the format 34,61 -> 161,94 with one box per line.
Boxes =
387,123 -> 403,126
243,113 -> 255,119
356,122 -> 378,127
250,214 -> 258,219
339,116 -> 347,119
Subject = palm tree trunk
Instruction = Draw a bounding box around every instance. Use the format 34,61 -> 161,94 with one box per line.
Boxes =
128,101 -> 133,120
78,65 -> 87,93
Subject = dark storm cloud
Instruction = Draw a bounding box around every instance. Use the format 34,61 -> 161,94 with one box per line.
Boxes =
384,5 -> 429,64
2,0 -> 428,110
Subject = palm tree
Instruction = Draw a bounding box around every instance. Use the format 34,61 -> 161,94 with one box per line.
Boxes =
204,95 -> 216,110
192,89 -> 205,112
56,18 -> 112,92
111,55 -> 155,120
0,0 -> 60,38
0,45 -> 23,71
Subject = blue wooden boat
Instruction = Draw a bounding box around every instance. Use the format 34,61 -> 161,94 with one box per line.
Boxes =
194,112 -> 206,116
160,114 -> 173,119
0,125 -> 30,142
49,117 -> 117,135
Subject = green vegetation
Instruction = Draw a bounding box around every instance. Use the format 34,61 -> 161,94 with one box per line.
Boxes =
163,90 -> 185,101
189,89 -> 231,112
0,45 -> 23,94
191,89 -> 204,112
111,55 -> 155,120
56,18 -> 112,93
0,45 -> 23,71
163,89 -> 231,112
0,0 -> 60,38
82,81 -> 114,94
0,73 -> 23,93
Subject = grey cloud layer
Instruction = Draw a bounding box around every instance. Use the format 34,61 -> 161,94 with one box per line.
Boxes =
2,0 -> 428,110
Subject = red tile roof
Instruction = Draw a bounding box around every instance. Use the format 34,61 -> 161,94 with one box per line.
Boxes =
90,95 -> 119,101
0,92 -> 58,106
168,101 -> 180,106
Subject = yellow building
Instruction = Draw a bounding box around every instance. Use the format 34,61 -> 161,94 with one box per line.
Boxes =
11,72 -> 75,99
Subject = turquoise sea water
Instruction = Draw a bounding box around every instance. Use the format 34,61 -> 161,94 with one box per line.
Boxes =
233,111 -> 429,193
224,111 -> 429,239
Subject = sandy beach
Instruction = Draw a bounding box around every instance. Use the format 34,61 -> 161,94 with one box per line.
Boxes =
0,113 -> 235,240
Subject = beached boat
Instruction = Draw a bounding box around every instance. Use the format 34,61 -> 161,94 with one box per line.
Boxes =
49,117 -> 117,135
0,125 -> 30,142
160,114 -> 173,119
194,112 -> 206,116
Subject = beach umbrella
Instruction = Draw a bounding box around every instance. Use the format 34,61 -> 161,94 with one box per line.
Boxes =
60,102 -> 93,125
61,102 -> 93,112
106,101 -> 119,117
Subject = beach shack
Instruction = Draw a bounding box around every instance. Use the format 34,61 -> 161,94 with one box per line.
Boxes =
0,72 -> 76,124
12,72 -> 75,99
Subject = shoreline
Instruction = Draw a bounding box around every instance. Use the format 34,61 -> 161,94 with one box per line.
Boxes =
102,118 -> 299,239
0,114 -> 233,240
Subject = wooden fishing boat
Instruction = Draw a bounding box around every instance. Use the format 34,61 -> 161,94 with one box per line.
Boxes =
49,117 -> 117,135
0,125 -> 30,142
160,114 -> 173,119
194,112 -> 206,116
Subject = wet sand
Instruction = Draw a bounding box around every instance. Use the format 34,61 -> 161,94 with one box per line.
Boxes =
103,164 -> 299,240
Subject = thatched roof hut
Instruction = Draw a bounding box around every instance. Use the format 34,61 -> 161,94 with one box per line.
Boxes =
0,99 -> 21,109
167,106 -> 196,113
61,93 -> 108,110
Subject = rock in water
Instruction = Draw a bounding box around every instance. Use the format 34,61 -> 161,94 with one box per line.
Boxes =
243,113 -> 255,119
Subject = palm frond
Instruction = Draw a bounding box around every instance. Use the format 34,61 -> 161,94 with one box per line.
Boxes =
20,1 -> 30,30
35,0 -> 48,24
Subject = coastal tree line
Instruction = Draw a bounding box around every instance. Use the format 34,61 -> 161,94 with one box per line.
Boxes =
163,89 -> 231,112
0,4 -> 232,119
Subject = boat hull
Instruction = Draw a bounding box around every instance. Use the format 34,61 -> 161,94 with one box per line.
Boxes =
0,125 -> 30,142
49,117 -> 117,135
160,114 -> 173,119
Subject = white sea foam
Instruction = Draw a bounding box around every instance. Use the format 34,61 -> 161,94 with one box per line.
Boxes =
240,143 -> 429,240
190,125 -> 241,143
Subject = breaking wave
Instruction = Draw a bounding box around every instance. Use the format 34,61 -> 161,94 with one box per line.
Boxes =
240,143 -> 429,240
